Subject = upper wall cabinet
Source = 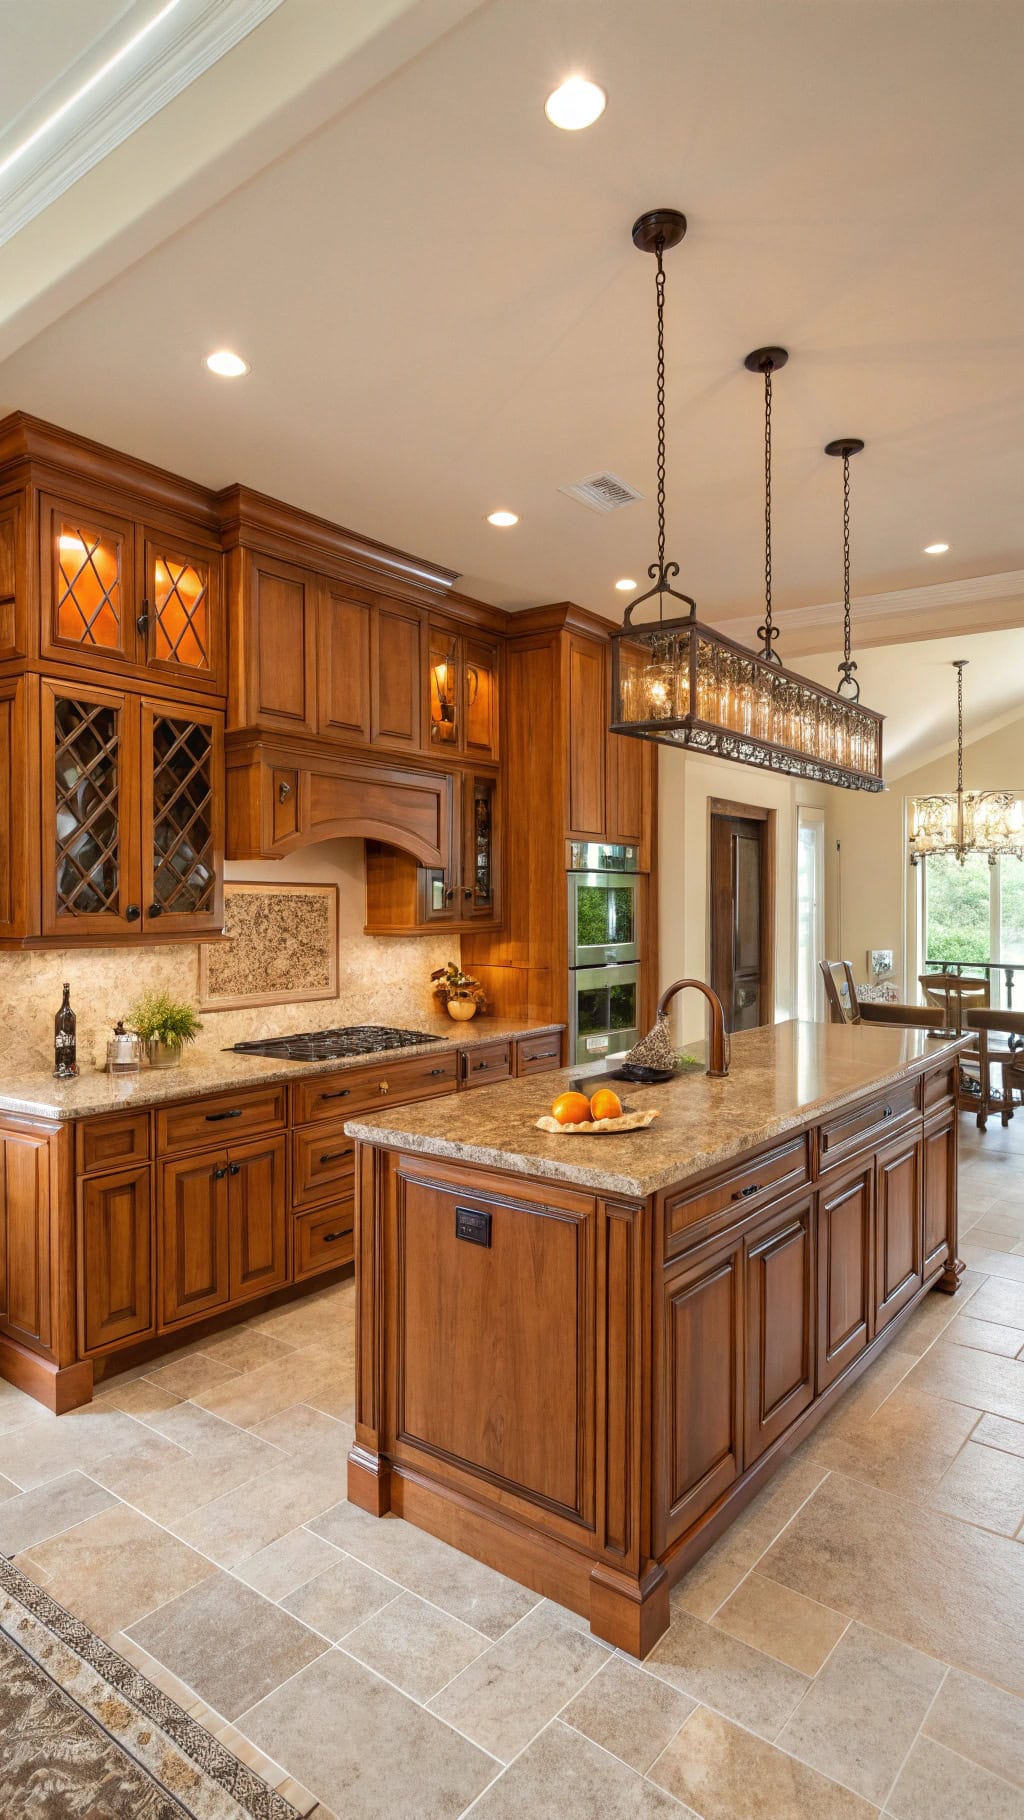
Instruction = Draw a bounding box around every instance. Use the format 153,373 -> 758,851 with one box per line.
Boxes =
427,623 -> 499,763
39,495 -> 224,695
230,550 -> 318,738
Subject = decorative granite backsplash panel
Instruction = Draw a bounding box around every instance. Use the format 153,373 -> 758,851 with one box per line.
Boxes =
0,934 -> 454,1072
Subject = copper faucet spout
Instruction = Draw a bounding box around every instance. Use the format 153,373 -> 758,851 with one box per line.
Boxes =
656,979 -> 730,1078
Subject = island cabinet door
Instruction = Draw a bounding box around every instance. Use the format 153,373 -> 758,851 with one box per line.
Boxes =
77,1164 -> 153,1354
817,1161 -> 874,1393
922,1107 -> 956,1278
159,1151 -> 230,1327
659,1233 -> 744,1551
874,1131 -> 923,1333
383,1164 -> 598,1539
227,1135 -> 287,1302
743,1193 -> 815,1466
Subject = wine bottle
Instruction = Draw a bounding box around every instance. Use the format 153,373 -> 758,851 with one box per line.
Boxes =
53,982 -> 79,1080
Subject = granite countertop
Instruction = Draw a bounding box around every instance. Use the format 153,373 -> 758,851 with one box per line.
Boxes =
0,1016 -> 564,1122
346,1021 -> 968,1199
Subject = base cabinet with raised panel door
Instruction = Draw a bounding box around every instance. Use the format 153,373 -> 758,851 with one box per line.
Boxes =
0,1126 -> 54,1353
77,1165 -> 153,1354
350,1041 -> 965,1660
160,1135 -> 287,1327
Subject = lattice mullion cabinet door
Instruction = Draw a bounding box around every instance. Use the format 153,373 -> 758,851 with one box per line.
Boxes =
39,493 -> 137,672
39,680 -> 143,939
140,697 -> 224,936
140,531 -> 224,696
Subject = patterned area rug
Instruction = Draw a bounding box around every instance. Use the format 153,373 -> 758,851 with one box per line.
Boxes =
0,1556 -> 301,1820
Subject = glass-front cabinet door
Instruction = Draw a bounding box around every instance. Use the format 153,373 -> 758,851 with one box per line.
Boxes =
462,773 -> 498,921
141,535 -> 221,691
141,701 -> 224,935
40,680 -> 141,938
428,627 -> 460,749
41,496 -> 135,668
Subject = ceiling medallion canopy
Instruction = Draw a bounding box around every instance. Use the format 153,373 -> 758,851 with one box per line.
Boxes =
609,208 -> 884,792
909,660 -> 1024,867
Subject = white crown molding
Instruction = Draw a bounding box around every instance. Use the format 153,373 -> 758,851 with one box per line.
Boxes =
0,0 -> 284,249
724,568 -> 1024,645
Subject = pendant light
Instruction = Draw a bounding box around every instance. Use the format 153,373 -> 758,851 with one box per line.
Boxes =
909,660 -> 1024,866
609,208 -> 885,792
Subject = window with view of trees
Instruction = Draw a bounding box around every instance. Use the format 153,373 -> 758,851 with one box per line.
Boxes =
924,850 -> 1024,1003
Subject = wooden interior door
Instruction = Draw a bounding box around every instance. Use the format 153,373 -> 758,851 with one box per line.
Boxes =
710,803 -> 775,1033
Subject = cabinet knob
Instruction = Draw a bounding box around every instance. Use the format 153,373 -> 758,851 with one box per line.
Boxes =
278,780 -> 292,802
445,885 -> 456,903
125,904 -> 140,922
464,887 -> 472,899
147,904 -> 162,918
213,1166 -> 227,1179
229,1162 -> 241,1175
136,604 -> 150,635
378,1081 -> 390,1095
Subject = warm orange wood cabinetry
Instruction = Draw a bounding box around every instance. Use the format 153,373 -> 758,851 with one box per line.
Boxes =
0,1024 -> 562,1413
350,1050 -> 961,1658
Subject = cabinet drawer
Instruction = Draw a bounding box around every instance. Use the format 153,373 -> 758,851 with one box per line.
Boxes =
291,1120 -> 355,1212
291,1051 -> 458,1124
923,1065 -> 956,1111
818,1082 -> 919,1172
77,1111 -> 150,1175
665,1136 -> 810,1258
156,1084 -> 287,1156
460,1041 -> 512,1088
294,1201 -> 355,1279
515,1032 -> 563,1076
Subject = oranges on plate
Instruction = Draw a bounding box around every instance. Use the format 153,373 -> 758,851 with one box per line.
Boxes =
550,1087 -> 624,1126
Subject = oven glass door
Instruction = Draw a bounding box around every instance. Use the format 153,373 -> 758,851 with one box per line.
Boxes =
571,963 -> 640,1064
568,872 -> 640,967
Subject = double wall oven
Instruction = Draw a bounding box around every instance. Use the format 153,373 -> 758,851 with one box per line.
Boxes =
567,843 -> 642,1064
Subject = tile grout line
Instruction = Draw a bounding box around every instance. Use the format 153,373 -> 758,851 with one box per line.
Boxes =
876,1665 -> 949,1816
700,1466 -> 837,1625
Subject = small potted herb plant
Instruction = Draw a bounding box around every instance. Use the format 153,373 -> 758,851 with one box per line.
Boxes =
430,960 -> 486,1022
127,989 -> 203,1069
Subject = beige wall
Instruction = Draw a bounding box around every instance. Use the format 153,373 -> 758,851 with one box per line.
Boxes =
657,747 -> 828,1045
824,714 -> 1024,998
0,842 -> 455,1072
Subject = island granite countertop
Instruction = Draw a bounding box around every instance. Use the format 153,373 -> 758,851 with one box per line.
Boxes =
346,1020 -> 968,1199
0,1015 -> 564,1121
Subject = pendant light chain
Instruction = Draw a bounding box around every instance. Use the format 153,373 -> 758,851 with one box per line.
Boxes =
836,450 -> 860,699
654,235 -> 667,607
957,658 -> 964,796
757,364 -> 780,662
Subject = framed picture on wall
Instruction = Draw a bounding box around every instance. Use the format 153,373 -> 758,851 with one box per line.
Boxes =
868,948 -> 894,979
199,882 -> 339,1010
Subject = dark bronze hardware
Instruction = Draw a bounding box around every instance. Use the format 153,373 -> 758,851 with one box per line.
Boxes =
206,1107 -> 243,1121
732,1182 -> 763,1200
213,1166 -> 227,1179
427,1067 -> 446,1076
531,1049 -> 558,1060
136,602 -> 150,635
320,1088 -> 351,1100
229,1162 -> 241,1175
322,1230 -> 347,1243
882,1104 -> 893,1118
278,780 -> 292,801
445,885 -> 455,903
319,1150 -> 350,1165
125,904 -> 140,921
147,904 -> 162,917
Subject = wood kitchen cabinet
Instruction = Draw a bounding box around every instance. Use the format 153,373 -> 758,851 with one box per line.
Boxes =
661,1234 -> 744,1546
159,1134 -> 286,1326
816,1160 -> 873,1391
39,493 -> 224,695
743,1192 -> 815,1462
922,1106 -> 956,1276
426,621 -> 499,762
0,1125 -> 54,1353
77,1164 -> 153,1354
37,680 -> 223,944
874,1131 -> 923,1332
364,768 -> 500,934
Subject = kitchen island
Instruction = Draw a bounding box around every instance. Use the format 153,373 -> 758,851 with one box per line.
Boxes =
346,1020 -> 967,1657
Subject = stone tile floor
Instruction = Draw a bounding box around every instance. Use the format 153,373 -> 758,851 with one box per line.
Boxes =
1,1113 -> 1024,1816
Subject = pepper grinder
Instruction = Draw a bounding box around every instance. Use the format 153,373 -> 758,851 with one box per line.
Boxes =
53,982 -> 79,1079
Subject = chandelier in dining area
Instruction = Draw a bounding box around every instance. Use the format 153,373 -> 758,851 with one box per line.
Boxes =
909,660 -> 1024,866
608,207 -> 884,792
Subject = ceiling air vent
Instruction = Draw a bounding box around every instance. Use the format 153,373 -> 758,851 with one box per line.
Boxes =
559,471 -> 644,514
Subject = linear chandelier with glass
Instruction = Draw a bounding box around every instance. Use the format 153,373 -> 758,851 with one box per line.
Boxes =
609,208 -> 884,792
909,660 -> 1023,866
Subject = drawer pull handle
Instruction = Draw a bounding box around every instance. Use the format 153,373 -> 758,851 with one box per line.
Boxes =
427,1067 -> 447,1076
322,1230 -> 347,1243
206,1108 -> 243,1121
732,1182 -> 764,1200
320,1089 -> 351,1101
530,1050 -> 559,1060
319,1150 -> 350,1164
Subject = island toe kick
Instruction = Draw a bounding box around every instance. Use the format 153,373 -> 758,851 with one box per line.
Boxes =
347,1031 -> 966,1657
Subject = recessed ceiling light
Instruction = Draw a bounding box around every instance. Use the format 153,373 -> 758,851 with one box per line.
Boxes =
615,578 -> 637,591
486,510 -> 519,527
923,542 -> 949,555
544,77 -> 606,131
205,349 -> 250,378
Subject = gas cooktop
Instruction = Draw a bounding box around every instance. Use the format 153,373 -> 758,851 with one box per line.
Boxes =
228,1025 -> 443,1063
